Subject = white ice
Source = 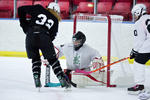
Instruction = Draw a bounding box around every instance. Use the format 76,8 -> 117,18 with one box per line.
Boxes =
0,57 -> 149,100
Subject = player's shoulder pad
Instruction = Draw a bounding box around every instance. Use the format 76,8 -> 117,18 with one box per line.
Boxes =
84,44 -> 98,51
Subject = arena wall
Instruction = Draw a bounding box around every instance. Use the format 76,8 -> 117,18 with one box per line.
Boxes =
0,19 -> 134,58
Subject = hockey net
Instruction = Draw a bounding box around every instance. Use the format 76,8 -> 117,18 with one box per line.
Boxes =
71,14 -> 134,87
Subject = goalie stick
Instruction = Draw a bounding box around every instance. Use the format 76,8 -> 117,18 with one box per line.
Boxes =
75,57 -> 129,74
44,63 -> 61,87
85,74 -> 106,84
73,72 -> 107,85
42,46 -> 61,87
44,62 -> 106,87
44,63 -> 78,88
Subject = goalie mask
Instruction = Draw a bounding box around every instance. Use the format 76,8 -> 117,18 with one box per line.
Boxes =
131,4 -> 147,21
72,31 -> 86,51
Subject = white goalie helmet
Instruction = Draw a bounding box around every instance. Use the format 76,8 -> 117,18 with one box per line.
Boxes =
47,2 -> 60,14
131,4 -> 147,20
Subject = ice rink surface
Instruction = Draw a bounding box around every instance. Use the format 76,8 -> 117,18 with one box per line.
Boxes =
0,57 -> 150,100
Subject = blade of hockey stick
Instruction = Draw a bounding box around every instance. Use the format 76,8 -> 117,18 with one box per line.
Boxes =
75,57 -> 129,74
70,81 -> 77,88
73,72 -> 106,84
43,61 -> 60,87
44,82 -> 61,87
84,74 -> 106,84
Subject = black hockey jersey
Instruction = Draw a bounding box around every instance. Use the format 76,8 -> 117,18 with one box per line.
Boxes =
18,4 -> 60,40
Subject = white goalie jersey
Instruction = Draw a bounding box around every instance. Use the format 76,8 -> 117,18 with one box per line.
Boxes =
133,14 -> 150,53
56,43 -> 102,70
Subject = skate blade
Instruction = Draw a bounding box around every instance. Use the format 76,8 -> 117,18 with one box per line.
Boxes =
36,87 -> 41,92
64,87 -> 71,92
128,90 -> 145,95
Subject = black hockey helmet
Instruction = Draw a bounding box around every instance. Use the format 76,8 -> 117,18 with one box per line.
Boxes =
72,31 -> 86,51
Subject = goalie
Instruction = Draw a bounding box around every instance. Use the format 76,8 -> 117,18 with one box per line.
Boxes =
56,31 -> 104,87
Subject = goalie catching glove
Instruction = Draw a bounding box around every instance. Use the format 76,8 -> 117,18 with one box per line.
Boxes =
91,57 -> 104,70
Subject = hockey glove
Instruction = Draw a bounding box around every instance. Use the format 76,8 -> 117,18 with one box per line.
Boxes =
130,49 -> 138,59
91,57 -> 104,71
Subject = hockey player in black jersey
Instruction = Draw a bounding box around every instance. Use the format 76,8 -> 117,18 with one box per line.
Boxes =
18,2 -> 71,89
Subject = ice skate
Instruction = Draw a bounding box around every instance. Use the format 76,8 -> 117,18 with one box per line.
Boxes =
33,74 -> 42,88
128,85 -> 144,95
57,73 -> 71,89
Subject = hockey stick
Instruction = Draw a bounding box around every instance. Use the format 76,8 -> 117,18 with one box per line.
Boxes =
43,59 -> 77,88
41,46 -> 61,87
42,59 -> 77,88
85,74 -> 106,84
69,80 -> 77,88
43,62 -> 61,87
75,57 -> 130,74
73,72 -> 107,84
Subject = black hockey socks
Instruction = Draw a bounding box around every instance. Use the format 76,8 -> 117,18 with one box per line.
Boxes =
32,60 -> 42,88
32,60 -> 41,77
128,85 -> 144,94
48,58 -> 63,77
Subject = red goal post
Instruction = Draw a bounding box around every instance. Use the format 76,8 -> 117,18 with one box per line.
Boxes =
73,14 -> 128,87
